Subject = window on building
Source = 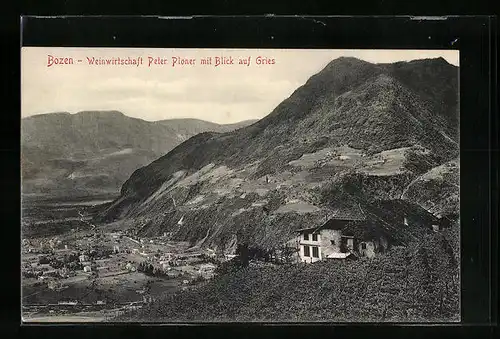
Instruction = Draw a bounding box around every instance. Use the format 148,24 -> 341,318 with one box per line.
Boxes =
312,246 -> 319,258
303,233 -> 309,241
303,245 -> 310,257
361,243 -> 366,250
312,233 -> 318,241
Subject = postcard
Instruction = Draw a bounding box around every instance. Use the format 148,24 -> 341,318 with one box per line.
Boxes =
21,47 -> 460,323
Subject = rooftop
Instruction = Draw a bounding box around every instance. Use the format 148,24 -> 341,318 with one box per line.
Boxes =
364,199 -> 440,224
326,203 -> 366,221
295,198 -> 439,235
296,217 -> 366,234
295,203 -> 366,234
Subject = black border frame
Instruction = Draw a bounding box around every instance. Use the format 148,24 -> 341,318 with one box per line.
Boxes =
13,15 -> 498,336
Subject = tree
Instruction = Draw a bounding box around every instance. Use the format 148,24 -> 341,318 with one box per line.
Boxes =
50,258 -> 64,269
38,256 -> 51,265
279,245 -> 299,264
236,243 -> 249,267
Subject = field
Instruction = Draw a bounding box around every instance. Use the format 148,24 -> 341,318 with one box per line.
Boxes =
21,194 -> 116,238
22,271 -> 179,304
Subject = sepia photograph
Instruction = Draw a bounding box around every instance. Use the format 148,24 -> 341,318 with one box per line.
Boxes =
21,48 -> 460,323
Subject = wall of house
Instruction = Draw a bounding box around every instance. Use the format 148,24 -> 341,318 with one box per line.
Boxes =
358,241 -> 376,258
345,237 -> 354,252
318,229 -> 342,258
298,229 -> 343,263
358,236 -> 389,258
299,244 -> 321,263
298,232 -> 319,263
297,229 -> 392,262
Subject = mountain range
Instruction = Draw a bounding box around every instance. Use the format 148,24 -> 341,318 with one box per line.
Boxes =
21,111 -> 256,197
95,57 -> 459,252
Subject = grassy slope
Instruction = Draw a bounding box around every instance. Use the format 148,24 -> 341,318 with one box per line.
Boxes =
121,225 -> 459,322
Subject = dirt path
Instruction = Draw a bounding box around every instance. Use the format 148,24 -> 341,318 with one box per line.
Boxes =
78,210 -> 96,230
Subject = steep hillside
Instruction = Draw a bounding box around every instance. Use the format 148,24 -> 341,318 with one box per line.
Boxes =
383,57 -> 459,140
401,159 -> 460,217
21,111 -> 255,197
99,57 -> 459,250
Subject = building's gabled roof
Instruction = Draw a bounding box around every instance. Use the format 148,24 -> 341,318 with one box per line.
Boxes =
295,226 -> 321,233
295,202 -> 366,234
294,199 -> 439,243
295,218 -> 359,234
327,202 -> 367,221
340,220 -> 393,242
438,213 -> 459,228
364,199 -> 439,225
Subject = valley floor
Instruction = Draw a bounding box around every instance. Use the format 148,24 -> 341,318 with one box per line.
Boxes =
21,195 -> 218,322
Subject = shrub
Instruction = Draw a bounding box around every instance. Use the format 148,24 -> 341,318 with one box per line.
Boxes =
403,148 -> 441,175
49,259 -> 64,269
214,258 -> 243,276
38,256 -> 51,265
189,275 -> 206,285
22,271 -> 40,279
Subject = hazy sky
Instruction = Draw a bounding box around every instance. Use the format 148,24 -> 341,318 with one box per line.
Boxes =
21,48 -> 459,124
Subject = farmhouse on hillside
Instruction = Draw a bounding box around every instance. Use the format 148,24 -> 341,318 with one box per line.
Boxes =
293,199 -> 441,263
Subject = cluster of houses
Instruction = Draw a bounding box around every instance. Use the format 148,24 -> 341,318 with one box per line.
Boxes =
78,253 -> 92,272
75,232 -> 218,280
22,264 -> 75,282
291,199 -> 456,264
22,237 -> 66,254
138,250 -> 217,279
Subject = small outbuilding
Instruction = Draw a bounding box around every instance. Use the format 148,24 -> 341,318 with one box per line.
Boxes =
126,262 -> 136,272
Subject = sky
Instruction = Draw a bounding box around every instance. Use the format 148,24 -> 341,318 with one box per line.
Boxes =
21,48 -> 459,124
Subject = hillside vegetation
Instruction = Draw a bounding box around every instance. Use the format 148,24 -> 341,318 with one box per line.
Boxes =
401,159 -> 460,216
120,225 -> 459,322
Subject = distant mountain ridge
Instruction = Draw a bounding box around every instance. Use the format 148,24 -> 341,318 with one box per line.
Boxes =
21,111 -> 257,197
157,118 -> 257,142
97,57 -> 459,251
